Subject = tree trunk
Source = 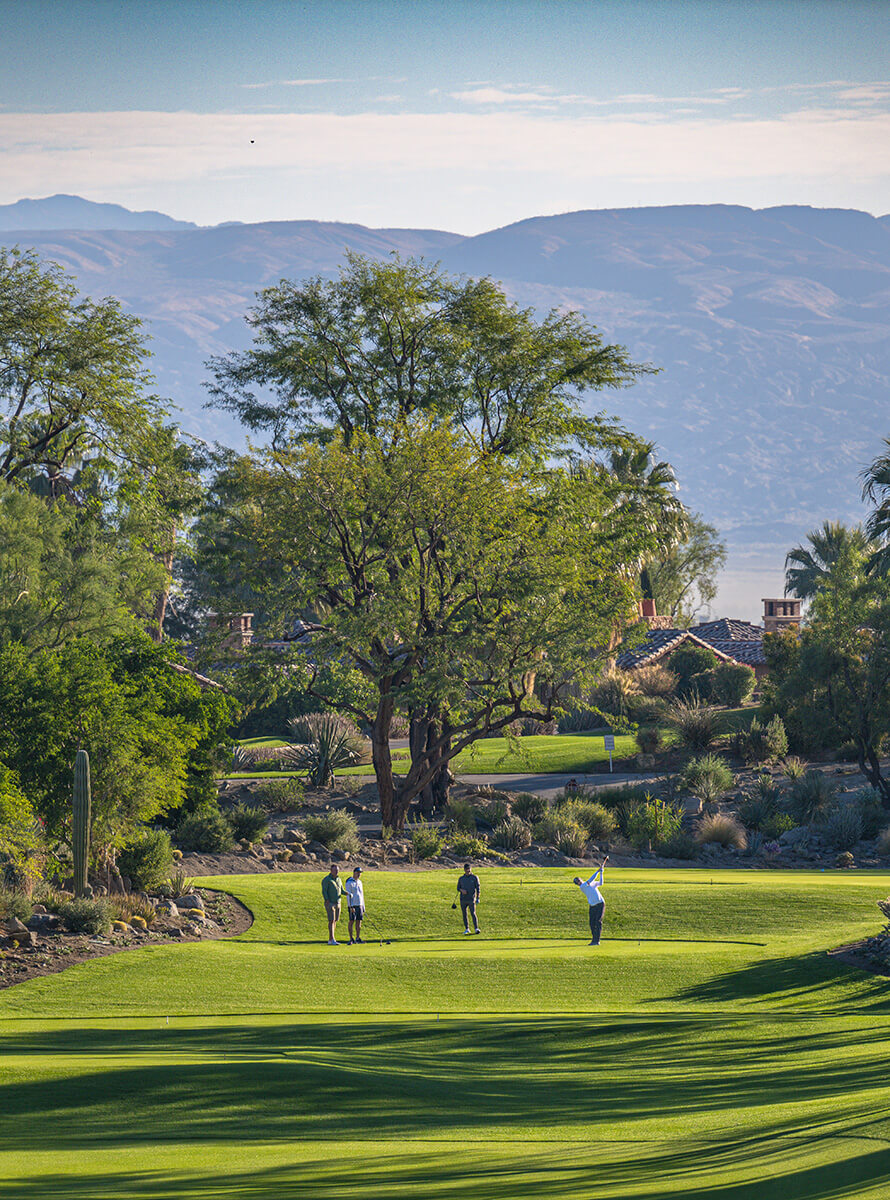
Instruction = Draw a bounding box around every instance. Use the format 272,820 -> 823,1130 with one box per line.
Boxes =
372,692 -> 396,828
431,721 -> 454,811
859,739 -> 890,806
150,523 -> 177,643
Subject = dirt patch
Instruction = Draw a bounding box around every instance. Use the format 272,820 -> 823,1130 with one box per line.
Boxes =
828,938 -> 890,978
0,888 -> 253,992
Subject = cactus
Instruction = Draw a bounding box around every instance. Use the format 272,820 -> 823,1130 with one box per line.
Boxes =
72,749 -> 91,898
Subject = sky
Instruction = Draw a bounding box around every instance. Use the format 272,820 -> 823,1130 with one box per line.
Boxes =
2,0 -> 889,232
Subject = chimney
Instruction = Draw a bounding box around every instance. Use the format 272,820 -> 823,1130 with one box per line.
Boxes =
638,597 -> 673,630
762,598 -> 801,634
207,612 -> 254,650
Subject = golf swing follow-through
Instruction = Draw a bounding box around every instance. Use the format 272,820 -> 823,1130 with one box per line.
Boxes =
574,856 -> 608,945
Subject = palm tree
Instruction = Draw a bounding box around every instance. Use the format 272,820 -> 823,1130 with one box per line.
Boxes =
784,521 -> 869,600
862,439 -> 890,576
606,441 -> 688,600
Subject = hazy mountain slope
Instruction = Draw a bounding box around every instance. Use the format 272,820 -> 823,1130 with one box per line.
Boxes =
0,194 -> 197,231
7,203 -> 890,613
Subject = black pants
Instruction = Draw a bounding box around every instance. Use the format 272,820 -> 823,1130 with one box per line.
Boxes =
588,902 -> 605,944
460,897 -> 478,930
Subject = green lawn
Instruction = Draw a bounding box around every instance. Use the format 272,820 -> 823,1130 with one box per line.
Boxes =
1,868 -> 889,1197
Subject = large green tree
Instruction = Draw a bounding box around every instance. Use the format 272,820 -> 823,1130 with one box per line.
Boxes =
784,521 -> 871,601
644,513 -> 726,626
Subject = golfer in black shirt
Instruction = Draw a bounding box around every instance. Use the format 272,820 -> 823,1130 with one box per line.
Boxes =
456,863 -> 481,934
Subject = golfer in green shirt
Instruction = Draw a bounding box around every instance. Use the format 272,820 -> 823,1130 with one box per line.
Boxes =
322,864 -> 344,945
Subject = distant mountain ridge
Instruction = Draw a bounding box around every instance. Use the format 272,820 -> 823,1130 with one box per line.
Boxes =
6,198 -> 890,617
0,194 -> 196,231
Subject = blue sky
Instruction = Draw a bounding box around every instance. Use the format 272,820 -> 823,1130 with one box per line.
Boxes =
2,0 -> 889,228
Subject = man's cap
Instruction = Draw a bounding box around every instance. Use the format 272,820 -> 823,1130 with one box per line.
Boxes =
353,866 -> 363,873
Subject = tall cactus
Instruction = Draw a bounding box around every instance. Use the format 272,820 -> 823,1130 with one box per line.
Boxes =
72,749 -> 91,897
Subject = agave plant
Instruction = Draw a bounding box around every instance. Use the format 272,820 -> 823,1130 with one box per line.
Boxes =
283,714 -> 361,786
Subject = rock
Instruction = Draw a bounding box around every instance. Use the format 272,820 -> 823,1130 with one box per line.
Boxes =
307,840 -> 328,855
331,848 -> 349,861
2,917 -> 28,935
26,913 -> 61,931
290,852 -> 310,864
779,827 -> 809,846
284,828 -> 302,842
177,894 -> 205,911
32,904 -> 47,915
168,927 -> 185,938
155,901 -> 179,917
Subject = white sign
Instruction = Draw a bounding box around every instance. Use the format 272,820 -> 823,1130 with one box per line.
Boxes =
603,734 -> 615,751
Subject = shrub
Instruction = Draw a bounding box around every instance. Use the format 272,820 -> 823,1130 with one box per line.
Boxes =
626,694 -> 668,725
533,812 -> 589,857
226,803 -> 269,843
0,763 -> 42,890
668,696 -> 721,752
680,754 -> 733,805
695,813 -> 747,849
626,799 -> 682,850
165,869 -> 197,898
0,885 -> 31,921
252,776 -> 306,810
175,810 -> 235,854
667,644 -> 719,699
737,793 -> 778,832
557,706 -> 607,733
301,810 -> 360,852
117,829 -> 173,892
448,832 -> 489,859
558,799 -> 617,841
57,897 -> 112,935
660,829 -> 699,860
822,804 -> 864,851
283,715 -> 365,786
789,772 -> 836,824
633,663 -> 678,699
409,818 -> 442,861
588,668 -> 639,720
738,716 -> 788,765
878,827 -> 890,857
512,794 -> 548,825
854,789 -> 886,839
762,812 -> 795,839
492,816 -> 533,851
446,798 -> 477,834
636,726 -> 663,756
783,756 -> 806,780
507,717 -> 557,736
288,712 -> 369,761
711,662 -> 756,708
108,893 -> 156,926
473,791 -> 511,827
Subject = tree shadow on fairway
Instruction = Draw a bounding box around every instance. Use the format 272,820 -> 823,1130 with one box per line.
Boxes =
2,1134 -> 890,1200
675,949 -> 890,1011
2,1018 -> 890,1154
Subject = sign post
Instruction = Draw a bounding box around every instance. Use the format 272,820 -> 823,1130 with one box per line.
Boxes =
603,733 -> 615,773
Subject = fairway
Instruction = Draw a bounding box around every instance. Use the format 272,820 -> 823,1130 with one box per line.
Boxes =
1,869 -> 889,1198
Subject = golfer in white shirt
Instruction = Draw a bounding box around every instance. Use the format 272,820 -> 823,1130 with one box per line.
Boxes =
344,867 -> 365,944
574,858 -> 607,945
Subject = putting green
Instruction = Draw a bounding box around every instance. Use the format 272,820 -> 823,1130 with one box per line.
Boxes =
1,868 -> 889,1198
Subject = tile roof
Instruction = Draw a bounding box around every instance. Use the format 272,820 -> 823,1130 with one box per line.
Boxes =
616,621 -> 767,669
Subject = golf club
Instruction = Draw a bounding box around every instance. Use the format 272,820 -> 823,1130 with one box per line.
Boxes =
359,909 -> 391,945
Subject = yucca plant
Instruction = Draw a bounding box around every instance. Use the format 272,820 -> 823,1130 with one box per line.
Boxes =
165,869 -> 197,899
680,754 -> 733,805
667,696 -> 721,752
283,714 -> 363,786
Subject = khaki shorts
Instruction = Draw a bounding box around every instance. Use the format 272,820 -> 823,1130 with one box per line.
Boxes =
325,901 -> 341,921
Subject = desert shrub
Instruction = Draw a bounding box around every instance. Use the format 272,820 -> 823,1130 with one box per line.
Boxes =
558,799 -> 617,841
680,754 -> 733,804
852,789 -> 886,839
512,794 -> 548,824
117,829 -> 173,892
822,804 -> 864,851
446,797 -> 477,834
448,832 -> 489,859
175,810 -> 235,854
695,813 -> 747,849
506,717 -> 557,736
626,799 -> 682,850
737,793 -> 778,832
165,869 -> 197,898
533,811 -> 589,856
626,694 -> 667,725
0,885 -> 31,921
660,829 -> 699,860
589,668 -> 639,720
252,776 -> 306,810
557,707 -> 607,733
789,772 -> 836,824
409,818 -> 442,860
226,803 -> 269,843
288,712 -> 368,759
668,644 -> 719,699
668,696 -> 721,752
782,756 -> 806,780
473,791 -> 512,827
57,897 -> 112,936
636,726 -> 663,755
633,663 -> 678,699
762,811 -> 795,840
738,716 -> 788,765
711,662 -> 756,708
108,893 -> 156,926
592,783 -> 652,808
492,816 -> 533,851
301,811 -> 360,853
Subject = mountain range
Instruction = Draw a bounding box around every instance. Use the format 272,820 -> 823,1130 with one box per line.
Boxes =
6,196 -> 890,619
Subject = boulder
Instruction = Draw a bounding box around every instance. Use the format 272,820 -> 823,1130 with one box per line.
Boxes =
331,848 -> 349,861
2,917 -> 28,935
779,827 -> 809,847
26,913 -> 61,931
177,894 -> 205,911
168,927 -> 185,938
155,901 -> 179,917
290,853 -> 310,864
284,828 -> 302,842
306,840 -> 329,855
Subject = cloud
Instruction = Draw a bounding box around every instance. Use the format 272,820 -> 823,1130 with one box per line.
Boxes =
240,78 -> 348,90
450,86 -> 577,105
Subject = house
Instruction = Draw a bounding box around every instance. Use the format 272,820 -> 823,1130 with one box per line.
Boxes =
615,599 -> 800,680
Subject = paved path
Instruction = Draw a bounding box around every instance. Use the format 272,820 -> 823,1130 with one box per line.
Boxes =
350,771 -> 662,801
